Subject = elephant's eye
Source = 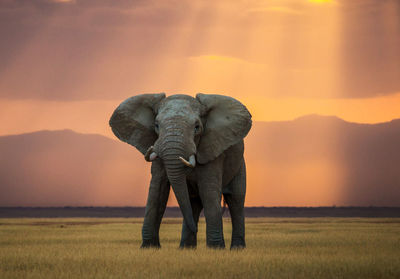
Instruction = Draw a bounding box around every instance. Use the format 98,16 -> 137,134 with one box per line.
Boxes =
194,124 -> 200,133
154,123 -> 159,132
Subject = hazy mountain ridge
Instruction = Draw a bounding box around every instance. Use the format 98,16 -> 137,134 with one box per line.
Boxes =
246,116 -> 400,206
1,115 -> 399,206
0,129 -> 151,206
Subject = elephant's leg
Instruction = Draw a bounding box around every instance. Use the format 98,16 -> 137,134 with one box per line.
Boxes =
224,160 -> 246,249
197,159 -> 225,249
180,196 -> 203,248
141,161 -> 170,248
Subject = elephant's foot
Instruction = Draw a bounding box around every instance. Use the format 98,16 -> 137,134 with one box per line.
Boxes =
179,233 -> 197,249
230,238 -> 246,250
230,244 -> 245,250
206,240 -> 226,249
140,239 -> 161,249
179,243 -> 197,249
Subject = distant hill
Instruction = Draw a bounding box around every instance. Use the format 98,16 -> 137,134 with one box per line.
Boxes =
246,115 -> 400,206
1,115 -> 399,206
0,130 -> 151,206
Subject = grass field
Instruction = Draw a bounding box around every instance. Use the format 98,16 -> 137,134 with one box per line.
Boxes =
0,218 -> 399,278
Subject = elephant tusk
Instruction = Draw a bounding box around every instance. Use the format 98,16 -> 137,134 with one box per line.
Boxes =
189,155 -> 196,168
144,146 -> 157,161
179,156 -> 195,168
149,152 -> 158,161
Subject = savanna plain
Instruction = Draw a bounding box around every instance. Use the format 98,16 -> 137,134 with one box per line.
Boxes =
0,218 -> 399,278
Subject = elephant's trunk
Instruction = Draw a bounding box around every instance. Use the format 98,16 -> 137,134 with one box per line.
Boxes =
158,133 -> 197,233
167,171 -> 197,233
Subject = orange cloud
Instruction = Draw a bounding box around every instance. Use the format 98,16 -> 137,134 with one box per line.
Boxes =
244,92 -> 400,124
0,0 -> 399,101
1,92 -> 400,139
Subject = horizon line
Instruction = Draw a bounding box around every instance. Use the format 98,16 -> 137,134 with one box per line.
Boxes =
1,113 -> 399,138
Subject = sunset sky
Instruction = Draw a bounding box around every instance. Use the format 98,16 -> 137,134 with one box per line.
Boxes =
0,0 -> 399,206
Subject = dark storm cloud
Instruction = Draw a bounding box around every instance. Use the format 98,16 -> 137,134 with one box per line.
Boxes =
0,0 -> 193,100
0,0 -> 399,100
339,0 -> 400,97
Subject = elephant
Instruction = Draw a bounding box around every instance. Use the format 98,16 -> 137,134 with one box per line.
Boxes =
109,93 -> 252,249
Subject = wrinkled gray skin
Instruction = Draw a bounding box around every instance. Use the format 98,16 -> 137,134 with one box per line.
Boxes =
109,93 -> 252,249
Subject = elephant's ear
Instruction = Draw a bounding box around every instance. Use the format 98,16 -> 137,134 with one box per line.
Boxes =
109,93 -> 166,155
196,93 -> 252,164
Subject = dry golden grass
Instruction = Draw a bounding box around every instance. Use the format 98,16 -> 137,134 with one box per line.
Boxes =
0,218 -> 399,278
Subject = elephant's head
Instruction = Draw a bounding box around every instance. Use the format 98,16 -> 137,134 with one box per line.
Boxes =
109,93 -> 252,233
